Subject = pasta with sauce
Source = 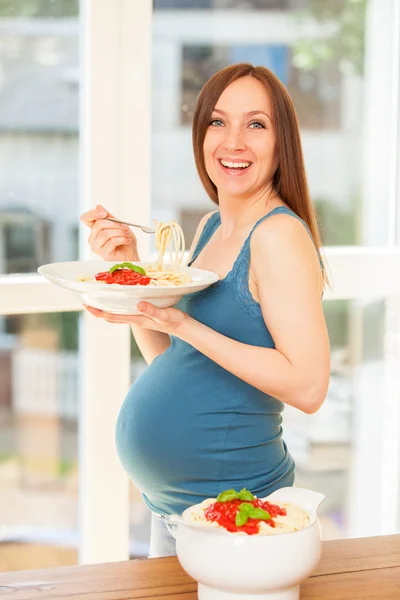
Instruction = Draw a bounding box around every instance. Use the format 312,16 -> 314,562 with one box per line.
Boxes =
185,497 -> 311,536
81,220 -> 193,287
145,220 -> 192,287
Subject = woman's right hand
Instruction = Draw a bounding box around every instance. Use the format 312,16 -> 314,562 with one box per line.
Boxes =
80,204 -> 139,262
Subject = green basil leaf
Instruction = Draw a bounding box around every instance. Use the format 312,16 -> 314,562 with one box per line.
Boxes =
248,507 -> 271,521
109,262 -> 147,276
238,488 -> 255,501
216,489 -> 239,503
110,263 -> 125,273
238,502 -> 253,514
130,264 -> 147,275
235,510 -> 249,527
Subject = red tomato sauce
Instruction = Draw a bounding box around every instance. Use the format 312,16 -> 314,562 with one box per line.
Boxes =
204,498 -> 287,535
95,270 -> 151,286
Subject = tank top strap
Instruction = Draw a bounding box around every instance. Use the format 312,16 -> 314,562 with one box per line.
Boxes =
188,211 -> 221,266
233,206 -> 289,275
232,206 -> 324,319
267,207 -> 325,272
236,205 -> 324,273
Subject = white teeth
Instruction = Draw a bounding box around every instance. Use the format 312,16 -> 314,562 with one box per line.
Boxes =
221,160 -> 251,169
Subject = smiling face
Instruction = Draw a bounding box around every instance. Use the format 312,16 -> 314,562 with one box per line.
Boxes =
203,76 -> 278,203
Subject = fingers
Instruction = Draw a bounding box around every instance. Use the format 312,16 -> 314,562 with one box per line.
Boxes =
89,223 -> 130,250
136,302 -> 174,325
137,302 -> 159,318
98,236 -> 131,259
80,204 -> 110,227
88,219 -> 129,242
81,206 -> 138,259
87,220 -> 135,258
84,305 -> 148,326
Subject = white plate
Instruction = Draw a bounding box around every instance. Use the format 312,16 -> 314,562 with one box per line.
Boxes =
38,260 -> 219,314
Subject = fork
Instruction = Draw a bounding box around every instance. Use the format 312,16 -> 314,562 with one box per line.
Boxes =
105,217 -> 155,234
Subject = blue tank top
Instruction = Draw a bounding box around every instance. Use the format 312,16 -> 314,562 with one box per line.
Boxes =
115,206 -> 317,517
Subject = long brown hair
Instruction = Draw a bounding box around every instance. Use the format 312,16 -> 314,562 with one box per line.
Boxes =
192,63 -> 329,287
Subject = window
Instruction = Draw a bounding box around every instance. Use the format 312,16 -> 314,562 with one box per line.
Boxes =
154,0 -> 212,8
0,1 -> 82,572
154,0 -> 294,10
0,0 -> 145,568
0,18 -> 79,275
1,0 -> 399,568
0,312 -> 80,570
1,211 -> 51,274
181,44 -> 341,130
216,0 -> 294,8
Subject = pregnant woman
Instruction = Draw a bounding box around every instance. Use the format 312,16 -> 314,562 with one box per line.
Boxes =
80,63 -> 330,557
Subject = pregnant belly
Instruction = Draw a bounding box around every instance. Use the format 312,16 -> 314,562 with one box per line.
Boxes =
115,346 -> 238,493
115,341 -> 289,514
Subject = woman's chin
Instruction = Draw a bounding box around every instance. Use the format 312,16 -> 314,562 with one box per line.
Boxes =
217,184 -> 255,200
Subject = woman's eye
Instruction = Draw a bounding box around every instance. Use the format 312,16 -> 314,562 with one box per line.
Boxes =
249,121 -> 265,129
209,119 -> 224,127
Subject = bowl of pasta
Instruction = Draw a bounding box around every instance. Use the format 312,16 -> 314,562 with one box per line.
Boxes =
38,220 -> 219,313
37,260 -> 219,314
168,486 -> 325,600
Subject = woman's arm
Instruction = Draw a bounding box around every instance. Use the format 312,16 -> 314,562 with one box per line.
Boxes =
130,315 -> 171,365
131,211 -> 216,364
176,215 -> 330,413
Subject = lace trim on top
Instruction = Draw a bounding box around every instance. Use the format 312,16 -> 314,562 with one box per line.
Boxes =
234,207 -> 324,319
232,211 -> 280,320
185,207 -> 323,314
188,212 -> 220,267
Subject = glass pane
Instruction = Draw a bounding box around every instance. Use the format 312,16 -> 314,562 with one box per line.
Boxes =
0,311 -> 80,571
151,0 -> 392,248
0,2 -> 80,275
154,0 -> 295,9
284,297 -> 397,539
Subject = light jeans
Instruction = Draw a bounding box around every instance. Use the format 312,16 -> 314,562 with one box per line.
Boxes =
148,513 -> 177,558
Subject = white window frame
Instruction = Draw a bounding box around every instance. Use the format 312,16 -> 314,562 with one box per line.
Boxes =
78,0 -> 152,563
0,0 -> 399,563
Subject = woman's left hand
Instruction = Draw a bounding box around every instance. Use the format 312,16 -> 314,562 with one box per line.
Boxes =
84,302 -> 189,336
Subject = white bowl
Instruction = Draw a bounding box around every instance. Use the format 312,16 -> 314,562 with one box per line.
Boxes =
170,487 -> 325,600
37,260 -> 219,314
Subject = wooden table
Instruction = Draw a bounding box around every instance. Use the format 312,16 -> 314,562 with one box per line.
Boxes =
0,534 -> 399,599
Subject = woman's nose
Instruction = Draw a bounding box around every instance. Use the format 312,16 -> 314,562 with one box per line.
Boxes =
223,127 -> 247,153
